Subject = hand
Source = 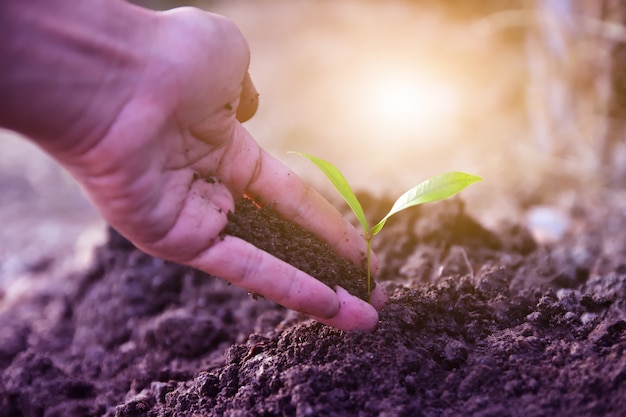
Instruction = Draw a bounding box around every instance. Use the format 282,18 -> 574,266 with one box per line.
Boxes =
1,3 -> 386,330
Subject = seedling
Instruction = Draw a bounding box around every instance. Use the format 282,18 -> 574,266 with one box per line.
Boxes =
291,152 -> 482,301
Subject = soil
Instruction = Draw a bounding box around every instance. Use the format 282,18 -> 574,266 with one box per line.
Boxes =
2,193 -> 626,417
224,198 -> 371,301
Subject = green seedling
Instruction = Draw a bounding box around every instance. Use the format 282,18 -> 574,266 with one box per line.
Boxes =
291,151 -> 482,301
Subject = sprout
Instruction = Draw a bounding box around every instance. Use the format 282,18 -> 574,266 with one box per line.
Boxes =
291,151 -> 482,301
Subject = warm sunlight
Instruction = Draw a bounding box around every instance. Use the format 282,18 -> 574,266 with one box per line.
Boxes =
344,67 -> 464,143
366,71 -> 463,138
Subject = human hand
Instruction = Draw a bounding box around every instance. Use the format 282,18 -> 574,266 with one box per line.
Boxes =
3,5 -> 386,330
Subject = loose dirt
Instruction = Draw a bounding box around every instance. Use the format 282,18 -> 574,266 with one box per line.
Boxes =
2,193 -> 626,416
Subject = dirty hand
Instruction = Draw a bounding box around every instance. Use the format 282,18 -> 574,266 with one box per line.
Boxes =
0,1 -> 386,330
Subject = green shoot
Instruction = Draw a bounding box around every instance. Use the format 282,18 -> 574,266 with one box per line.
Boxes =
290,151 -> 482,301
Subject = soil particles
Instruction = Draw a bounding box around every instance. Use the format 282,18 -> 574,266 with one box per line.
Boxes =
2,194 -> 626,417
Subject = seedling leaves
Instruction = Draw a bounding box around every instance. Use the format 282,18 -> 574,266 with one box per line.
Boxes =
370,171 -> 482,235
289,152 -> 370,233
291,151 -> 482,301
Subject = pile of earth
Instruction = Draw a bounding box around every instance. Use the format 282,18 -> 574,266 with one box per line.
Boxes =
1,193 -> 626,416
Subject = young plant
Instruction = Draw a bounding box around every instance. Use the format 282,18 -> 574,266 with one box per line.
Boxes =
291,151 -> 482,301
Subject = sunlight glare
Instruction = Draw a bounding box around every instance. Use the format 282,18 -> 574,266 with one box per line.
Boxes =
361,71 -> 463,139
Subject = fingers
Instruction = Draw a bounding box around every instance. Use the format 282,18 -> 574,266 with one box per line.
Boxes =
189,235 -> 339,318
369,283 -> 388,311
245,148 -> 378,272
187,235 -> 380,331
313,286 -> 379,331
236,71 -> 259,123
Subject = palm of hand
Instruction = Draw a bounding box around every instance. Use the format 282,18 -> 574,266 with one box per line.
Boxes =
65,8 -> 384,330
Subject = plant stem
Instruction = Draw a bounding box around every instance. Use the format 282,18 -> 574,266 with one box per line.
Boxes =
366,237 -> 372,302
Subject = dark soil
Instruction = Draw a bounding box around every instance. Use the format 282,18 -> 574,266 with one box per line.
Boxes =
2,193 -> 626,416
224,198 -> 371,301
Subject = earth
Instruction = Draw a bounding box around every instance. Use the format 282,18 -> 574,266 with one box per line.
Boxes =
2,1 -> 626,416
2,189 -> 626,417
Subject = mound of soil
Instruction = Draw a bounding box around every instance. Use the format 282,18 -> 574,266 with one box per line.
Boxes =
1,194 -> 626,416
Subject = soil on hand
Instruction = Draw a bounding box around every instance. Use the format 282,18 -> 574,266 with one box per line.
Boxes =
224,198 -> 371,301
2,194 -> 626,417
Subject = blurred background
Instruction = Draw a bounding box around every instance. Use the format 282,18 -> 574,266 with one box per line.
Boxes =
2,0 -> 626,296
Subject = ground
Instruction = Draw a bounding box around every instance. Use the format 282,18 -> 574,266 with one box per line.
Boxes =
2,190 -> 626,416
2,1 -> 626,416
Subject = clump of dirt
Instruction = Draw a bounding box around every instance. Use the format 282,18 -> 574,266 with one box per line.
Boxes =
224,198 -> 371,301
2,193 -> 626,417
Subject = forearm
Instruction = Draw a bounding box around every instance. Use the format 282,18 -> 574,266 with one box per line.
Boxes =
0,0 -> 156,158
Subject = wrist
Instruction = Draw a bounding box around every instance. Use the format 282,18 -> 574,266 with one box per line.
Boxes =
0,0 -> 157,158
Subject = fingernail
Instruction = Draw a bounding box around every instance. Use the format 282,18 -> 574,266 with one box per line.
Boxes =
314,286 -> 379,332
236,71 -> 259,122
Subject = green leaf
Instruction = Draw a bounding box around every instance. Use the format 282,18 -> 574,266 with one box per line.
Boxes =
370,171 -> 482,235
289,152 -> 370,233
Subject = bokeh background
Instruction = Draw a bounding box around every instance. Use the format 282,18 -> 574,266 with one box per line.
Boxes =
2,0 -> 625,298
